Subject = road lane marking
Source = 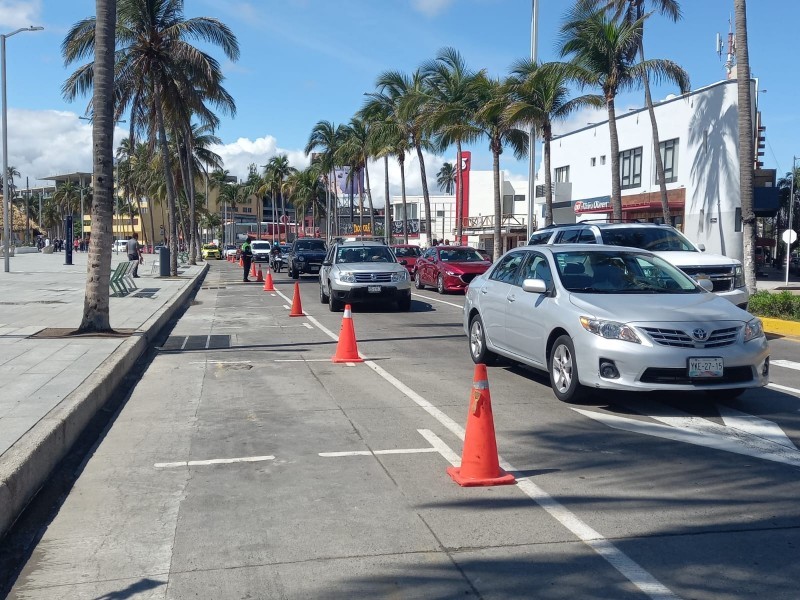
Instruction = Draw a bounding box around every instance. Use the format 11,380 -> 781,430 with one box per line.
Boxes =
155,455 -> 274,469
303,322 -> 313,329
301,310 -> 677,600
282,304 -> 290,310
274,358 -> 332,363
417,429 -> 462,466
190,360 -> 253,365
772,359 -> 800,371
320,448 -> 440,457
768,382 -> 800,396
411,293 -> 464,309
718,405 -> 798,449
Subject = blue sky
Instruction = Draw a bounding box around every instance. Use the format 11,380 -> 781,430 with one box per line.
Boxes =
1,0 -> 796,200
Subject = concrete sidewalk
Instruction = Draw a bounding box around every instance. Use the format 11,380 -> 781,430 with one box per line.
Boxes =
0,250 -> 207,538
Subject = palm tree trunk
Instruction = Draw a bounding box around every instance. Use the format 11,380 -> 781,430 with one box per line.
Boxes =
735,0 -> 757,293
175,132 -> 194,264
607,96 -> 623,221
383,157 -> 390,242
184,130 -> 199,264
78,0 -> 116,332
455,141 -> 464,242
399,155 -> 408,245
364,161 -> 375,238
415,141 -> 432,246
639,42 -> 670,223
544,124 -> 553,227
492,145 -> 502,260
358,167 -> 364,237
154,91 -> 180,276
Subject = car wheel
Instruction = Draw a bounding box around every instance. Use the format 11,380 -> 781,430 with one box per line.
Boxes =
319,280 -> 329,304
549,335 -> 585,402
291,266 -> 299,279
437,274 -> 446,294
705,388 -> 747,400
397,295 -> 411,311
468,315 -> 497,365
328,284 -> 342,312
414,271 -> 425,290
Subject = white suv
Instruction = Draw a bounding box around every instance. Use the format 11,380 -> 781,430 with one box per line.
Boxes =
531,222 -> 749,309
319,241 -> 412,312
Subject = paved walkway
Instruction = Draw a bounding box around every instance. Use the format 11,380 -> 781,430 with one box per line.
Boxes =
0,250 -> 207,536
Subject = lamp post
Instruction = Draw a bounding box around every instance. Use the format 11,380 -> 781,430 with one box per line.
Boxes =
2,25 -> 43,272
786,155 -> 797,286
526,0 -> 539,241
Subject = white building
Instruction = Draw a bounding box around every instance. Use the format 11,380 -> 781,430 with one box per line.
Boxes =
533,79 -> 767,262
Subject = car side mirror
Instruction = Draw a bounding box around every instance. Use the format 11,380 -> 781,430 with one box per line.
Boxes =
399,259 -> 407,265
522,278 -> 548,294
322,260 -> 332,267
698,244 -> 706,252
696,278 -> 713,292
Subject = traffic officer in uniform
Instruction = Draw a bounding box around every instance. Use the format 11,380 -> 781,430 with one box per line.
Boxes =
241,236 -> 253,282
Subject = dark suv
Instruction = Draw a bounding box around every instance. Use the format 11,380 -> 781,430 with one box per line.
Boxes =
288,238 -> 327,279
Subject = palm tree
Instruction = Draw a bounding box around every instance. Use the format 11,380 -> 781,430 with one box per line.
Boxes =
62,0 -> 240,276
734,0 -> 756,293
436,162 -> 456,195
336,117 -> 377,237
422,47 -> 483,242
264,155 -> 295,242
53,181 -> 81,222
559,6 -> 689,220
584,0 -> 683,222
473,74 -> 529,259
5,166 -> 20,200
505,60 -> 603,227
360,97 -> 397,242
305,120 -> 341,239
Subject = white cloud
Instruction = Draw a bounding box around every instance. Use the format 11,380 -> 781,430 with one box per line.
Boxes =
210,135 -> 310,182
411,0 -> 454,17
0,0 -> 41,29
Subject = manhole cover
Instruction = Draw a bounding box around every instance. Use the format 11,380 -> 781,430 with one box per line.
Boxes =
159,335 -> 231,351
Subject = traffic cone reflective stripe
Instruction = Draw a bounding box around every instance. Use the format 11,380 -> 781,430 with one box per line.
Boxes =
447,364 -> 515,487
263,268 -> 275,291
289,282 -> 305,317
332,304 -> 364,363
256,265 -> 264,282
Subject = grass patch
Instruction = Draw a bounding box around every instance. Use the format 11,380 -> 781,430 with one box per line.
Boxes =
748,290 -> 800,322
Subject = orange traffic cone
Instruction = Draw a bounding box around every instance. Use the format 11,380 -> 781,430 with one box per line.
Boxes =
238,256 -> 243,267
262,269 -> 275,292
332,304 -> 364,363
289,282 -> 305,317
256,265 -> 264,282
447,364 -> 515,487
250,262 -> 258,277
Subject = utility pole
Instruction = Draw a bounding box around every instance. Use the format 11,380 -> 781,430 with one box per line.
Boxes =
526,0 -> 539,241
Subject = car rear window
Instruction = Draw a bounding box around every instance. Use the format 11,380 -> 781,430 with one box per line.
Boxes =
600,228 -> 696,252
393,247 -> 421,258
296,240 -> 326,250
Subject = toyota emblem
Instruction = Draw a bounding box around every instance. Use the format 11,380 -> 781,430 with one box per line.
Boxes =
692,328 -> 708,341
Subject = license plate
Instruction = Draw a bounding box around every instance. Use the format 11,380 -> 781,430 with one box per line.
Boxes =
688,357 -> 724,378
367,285 -> 381,293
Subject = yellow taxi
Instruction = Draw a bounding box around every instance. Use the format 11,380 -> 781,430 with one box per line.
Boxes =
201,243 -> 222,260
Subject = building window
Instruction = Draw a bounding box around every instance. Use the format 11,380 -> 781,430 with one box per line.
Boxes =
590,157 -> 596,167
735,207 -> 742,232
656,138 -> 679,184
600,155 -> 606,165
619,146 -> 643,189
554,166 -> 570,183
514,194 -> 525,203
535,184 -> 545,198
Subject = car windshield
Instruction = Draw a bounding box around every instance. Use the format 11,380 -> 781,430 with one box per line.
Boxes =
296,240 -> 326,251
554,250 -> 701,294
601,227 -> 696,252
438,248 -> 485,262
251,242 -> 270,250
203,244 -> 217,249
393,246 -> 421,258
336,246 -> 396,263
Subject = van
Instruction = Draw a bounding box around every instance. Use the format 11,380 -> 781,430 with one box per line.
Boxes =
114,239 -> 129,253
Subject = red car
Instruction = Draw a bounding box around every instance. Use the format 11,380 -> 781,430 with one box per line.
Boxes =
413,246 -> 492,294
391,244 -> 422,274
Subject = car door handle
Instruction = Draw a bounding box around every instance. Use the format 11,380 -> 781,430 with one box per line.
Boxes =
480,288 -> 488,294
507,295 -> 516,302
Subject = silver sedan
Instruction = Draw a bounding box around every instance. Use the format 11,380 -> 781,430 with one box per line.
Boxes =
463,245 -> 770,402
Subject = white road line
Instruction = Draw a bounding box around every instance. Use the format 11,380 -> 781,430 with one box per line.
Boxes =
180,336 -> 189,351
319,448 -> 439,457
417,429 -> 462,466
411,293 -> 464,309
718,405 -> 798,450
768,382 -> 800,396
772,359 -> 800,371
154,455 -> 274,469
205,334 -> 211,349
302,311 -> 676,599
274,358 -> 332,363
303,322 -> 313,329
282,304 -> 290,310
190,360 -> 253,365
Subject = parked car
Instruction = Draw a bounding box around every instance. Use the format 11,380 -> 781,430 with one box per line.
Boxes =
250,240 -> 271,263
531,222 -> 749,309
464,244 -> 769,402
223,244 -> 237,258
413,246 -> 492,294
476,248 -> 492,261
319,241 -> 411,311
201,243 -> 221,260
288,238 -> 327,279
113,239 -> 129,253
391,244 -> 422,274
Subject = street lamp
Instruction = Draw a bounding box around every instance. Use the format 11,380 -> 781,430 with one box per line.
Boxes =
786,155 -> 797,286
526,0 -> 539,240
2,25 -> 43,272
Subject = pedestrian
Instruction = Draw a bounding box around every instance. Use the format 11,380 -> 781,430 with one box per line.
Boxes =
431,238 -> 439,247
241,235 -> 253,282
443,239 -> 450,246
127,232 -> 142,278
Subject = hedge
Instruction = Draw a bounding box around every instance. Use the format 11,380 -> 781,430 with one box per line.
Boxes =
747,290 -> 800,322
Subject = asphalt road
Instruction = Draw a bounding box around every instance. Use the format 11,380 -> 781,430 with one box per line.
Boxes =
7,260 -> 800,599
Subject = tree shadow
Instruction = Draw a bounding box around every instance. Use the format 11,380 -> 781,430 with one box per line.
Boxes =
91,578 -> 166,600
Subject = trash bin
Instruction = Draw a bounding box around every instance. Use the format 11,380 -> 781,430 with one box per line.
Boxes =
159,246 -> 170,277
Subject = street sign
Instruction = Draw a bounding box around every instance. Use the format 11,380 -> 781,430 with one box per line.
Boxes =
782,229 -> 797,245
280,215 -> 289,224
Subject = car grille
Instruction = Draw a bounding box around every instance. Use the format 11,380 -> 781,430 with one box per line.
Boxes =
460,273 -> 478,284
354,272 -> 393,283
640,366 -> 753,385
679,266 -> 735,292
642,326 -> 740,349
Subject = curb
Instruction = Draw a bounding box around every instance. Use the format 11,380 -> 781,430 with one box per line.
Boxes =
0,264 -> 208,538
762,317 -> 800,339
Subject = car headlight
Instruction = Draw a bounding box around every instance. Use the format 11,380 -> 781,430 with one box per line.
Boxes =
580,316 -> 641,343
337,271 -> 355,283
444,270 -> 457,276
298,256 -> 306,262
734,265 -> 745,288
743,318 -> 764,342
391,270 -> 408,282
